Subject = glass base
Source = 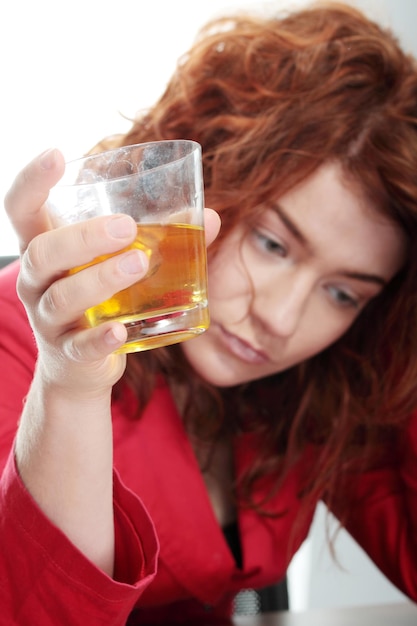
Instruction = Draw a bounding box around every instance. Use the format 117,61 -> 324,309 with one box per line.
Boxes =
115,304 -> 209,353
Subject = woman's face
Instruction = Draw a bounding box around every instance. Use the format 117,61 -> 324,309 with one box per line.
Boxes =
182,162 -> 406,387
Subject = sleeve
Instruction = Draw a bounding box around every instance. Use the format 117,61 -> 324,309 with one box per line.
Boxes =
327,411 -> 417,601
0,262 -> 38,472
0,451 -> 158,625
0,263 -> 159,625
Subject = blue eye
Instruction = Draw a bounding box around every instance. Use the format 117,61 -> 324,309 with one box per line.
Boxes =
252,230 -> 287,257
328,286 -> 359,309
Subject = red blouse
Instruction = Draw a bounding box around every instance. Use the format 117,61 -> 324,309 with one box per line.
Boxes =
1,261 -> 417,624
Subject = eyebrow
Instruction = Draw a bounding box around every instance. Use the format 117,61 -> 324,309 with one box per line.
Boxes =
269,202 -> 388,287
339,271 -> 387,287
270,202 -> 309,246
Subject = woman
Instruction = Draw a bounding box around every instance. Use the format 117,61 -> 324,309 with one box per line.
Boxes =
1,2 -> 417,624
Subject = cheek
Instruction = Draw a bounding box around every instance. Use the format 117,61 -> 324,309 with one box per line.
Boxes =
303,314 -> 357,358
207,248 -> 250,300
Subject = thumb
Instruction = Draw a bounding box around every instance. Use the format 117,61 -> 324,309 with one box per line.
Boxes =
4,148 -> 66,253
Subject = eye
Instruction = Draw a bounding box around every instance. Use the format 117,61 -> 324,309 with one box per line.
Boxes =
327,285 -> 360,309
251,229 -> 287,257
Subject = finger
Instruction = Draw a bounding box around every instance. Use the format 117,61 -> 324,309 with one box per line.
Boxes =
4,149 -> 65,253
20,214 -> 143,293
36,248 -> 149,331
35,322 -> 128,393
204,208 -> 221,247
62,322 -> 128,365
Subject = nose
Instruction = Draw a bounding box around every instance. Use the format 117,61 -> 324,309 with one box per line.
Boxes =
251,268 -> 313,338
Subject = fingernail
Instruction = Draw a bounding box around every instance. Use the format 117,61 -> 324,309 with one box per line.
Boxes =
104,324 -> 126,347
106,215 -> 136,239
118,250 -> 147,274
40,148 -> 57,170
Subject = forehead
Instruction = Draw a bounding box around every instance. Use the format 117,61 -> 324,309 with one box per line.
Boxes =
275,162 -> 406,280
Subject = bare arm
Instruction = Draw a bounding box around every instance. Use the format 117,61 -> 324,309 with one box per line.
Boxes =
5,149 -> 149,575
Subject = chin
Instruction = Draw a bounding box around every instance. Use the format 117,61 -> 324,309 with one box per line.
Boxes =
200,373 -> 246,388
181,330 -> 269,387
182,351 -> 261,388
188,362 -> 240,387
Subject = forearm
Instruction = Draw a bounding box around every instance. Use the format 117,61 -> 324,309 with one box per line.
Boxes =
15,368 -> 115,576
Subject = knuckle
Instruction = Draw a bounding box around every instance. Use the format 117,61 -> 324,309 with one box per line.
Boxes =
89,254 -> 127,296
3,186 -> 14,214
78,221 -> 93,251
63,335 -> 85,364
24,234 -> 50,273
15,271 -> 28,303
42,281 -> 70,317
94,259 -> 115,291
77,217 -> 108,252
15,240 -> 46,301
63,327 -> 122,373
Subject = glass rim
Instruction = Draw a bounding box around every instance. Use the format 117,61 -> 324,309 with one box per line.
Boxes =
53,139 -> 202,189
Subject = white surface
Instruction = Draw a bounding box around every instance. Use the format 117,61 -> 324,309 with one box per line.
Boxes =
0,0 -> 303,255
287,503 -> 408,611
1,0 -> 415,255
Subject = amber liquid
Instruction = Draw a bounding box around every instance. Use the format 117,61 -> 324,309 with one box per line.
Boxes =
76,223 -> 209,353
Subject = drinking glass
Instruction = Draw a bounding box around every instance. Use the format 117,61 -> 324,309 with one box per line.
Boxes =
46,140 -> 209,353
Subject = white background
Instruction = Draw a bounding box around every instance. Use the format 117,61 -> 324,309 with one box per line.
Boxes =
1,0 -> 416,612
1,0 -> 416,256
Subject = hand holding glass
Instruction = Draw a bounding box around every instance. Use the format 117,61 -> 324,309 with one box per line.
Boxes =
46,140 -> 209,353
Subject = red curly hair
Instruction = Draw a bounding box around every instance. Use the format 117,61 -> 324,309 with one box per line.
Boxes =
94,2 -> 417,519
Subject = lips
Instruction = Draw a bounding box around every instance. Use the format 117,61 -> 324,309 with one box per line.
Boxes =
218,325 -> 269,365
